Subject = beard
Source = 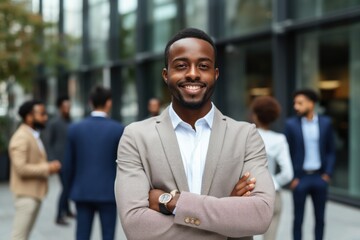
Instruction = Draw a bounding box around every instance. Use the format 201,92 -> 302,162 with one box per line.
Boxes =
176,94 -> 209,109
170,81 -> 216,110
33,121 -> 46,130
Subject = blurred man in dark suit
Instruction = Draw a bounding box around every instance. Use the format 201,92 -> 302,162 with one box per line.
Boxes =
63,86 -> 124,240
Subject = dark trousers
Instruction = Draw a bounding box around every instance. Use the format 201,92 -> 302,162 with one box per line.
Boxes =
75,201 -> 117,240
56,172 -> 71,220
292,173 -> 328,240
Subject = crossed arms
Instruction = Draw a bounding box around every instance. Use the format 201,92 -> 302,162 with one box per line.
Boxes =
115,124 -> 275,240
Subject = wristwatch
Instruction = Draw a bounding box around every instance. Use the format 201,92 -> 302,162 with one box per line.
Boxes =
158,193 -> 173,215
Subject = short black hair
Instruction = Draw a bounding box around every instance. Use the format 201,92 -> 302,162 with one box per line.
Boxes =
89,86 -> 112,108
293,89 -> 319,103
164,28 -> 217,69
251,96 -> 281,125
56,95 -> 69,108
18,100 -> 44,121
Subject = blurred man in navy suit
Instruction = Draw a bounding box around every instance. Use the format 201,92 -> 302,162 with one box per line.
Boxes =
63,86 -> 124,240
285,89 -> 336,240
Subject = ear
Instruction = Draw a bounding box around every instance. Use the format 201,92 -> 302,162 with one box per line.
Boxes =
162,68 -> 168,84
215,68 -> 219,82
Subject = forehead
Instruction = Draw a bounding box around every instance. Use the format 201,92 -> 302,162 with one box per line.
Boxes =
33,104 -> 46,111
168,38 -> 215,61
294,94 -> 311,103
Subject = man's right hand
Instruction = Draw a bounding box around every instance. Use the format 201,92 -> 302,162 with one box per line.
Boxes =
48,160 -> 61,174
230,172 -> 256,197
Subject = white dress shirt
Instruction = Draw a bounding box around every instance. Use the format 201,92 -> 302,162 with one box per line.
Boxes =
91,111 -> 107,118
169,103 -> 214,194
257,129 -> 293,191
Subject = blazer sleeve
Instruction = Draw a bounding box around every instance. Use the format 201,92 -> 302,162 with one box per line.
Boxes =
115,124 -> 275,239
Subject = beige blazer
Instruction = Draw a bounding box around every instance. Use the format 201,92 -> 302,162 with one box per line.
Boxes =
9,124 -> 50,200
115,107 -> 275,240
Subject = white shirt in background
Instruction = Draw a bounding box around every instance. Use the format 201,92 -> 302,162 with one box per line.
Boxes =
257,128 -> 293,191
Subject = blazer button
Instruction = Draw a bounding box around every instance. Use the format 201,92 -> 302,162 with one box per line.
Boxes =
190,218 -> 195,224
194,219 -> 201,226
184,217 -> 190,224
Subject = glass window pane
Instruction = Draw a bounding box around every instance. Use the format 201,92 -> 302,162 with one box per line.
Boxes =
64,0 -> 82,69
89,1 -> 109,65
224,40 -> 273,120
121,67 -> 138,125
185,0 -> 208,31
119,0 -> 137,58
225,0 -> 272,37
292,0 -> 360,20
146,0 -> 181,52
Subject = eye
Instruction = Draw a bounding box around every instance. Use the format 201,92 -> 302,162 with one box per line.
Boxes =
199,63 -> 210,70
175,63 -> 187,70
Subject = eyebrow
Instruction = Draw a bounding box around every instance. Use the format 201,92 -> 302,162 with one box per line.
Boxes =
172,57 -> 214,64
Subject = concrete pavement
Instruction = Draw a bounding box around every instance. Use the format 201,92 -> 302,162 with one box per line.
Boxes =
1,176 -> 360,240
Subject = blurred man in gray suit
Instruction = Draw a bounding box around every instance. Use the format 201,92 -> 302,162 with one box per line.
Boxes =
43,96 -> 75,225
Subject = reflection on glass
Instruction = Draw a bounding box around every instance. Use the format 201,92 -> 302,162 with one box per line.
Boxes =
224,41 -> 272,121
147,0 -> 180,52
225,0 -> 272,37
292,0 -> 360,20
185,0 -> 208,31
119,0 -> 137,58
89,0 -> 110,65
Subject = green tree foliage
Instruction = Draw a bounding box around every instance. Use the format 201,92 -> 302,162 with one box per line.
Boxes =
0,0 -> 68,91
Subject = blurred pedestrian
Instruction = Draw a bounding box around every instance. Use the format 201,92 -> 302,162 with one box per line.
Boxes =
9,100 -> 61,240
63,86 -> 124,240
115,27 -> 274,240
42,95 -> 75,225
285,89 -> 336,240
147,97 -> 162,117
250,95 -> 293,240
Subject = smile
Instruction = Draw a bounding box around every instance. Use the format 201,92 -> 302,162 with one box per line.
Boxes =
184,85 -> 201,90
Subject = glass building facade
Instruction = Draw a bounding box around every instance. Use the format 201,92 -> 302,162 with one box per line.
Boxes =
30,0 -> 360,206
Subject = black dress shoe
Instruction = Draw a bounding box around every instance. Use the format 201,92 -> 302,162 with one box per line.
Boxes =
56,218 -> 69,226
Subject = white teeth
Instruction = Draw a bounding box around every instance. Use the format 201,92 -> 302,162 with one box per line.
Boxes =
185,85 -> 200,90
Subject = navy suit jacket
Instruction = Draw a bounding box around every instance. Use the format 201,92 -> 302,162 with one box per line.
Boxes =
64,116 -> 124,202
284,115 -> 336,179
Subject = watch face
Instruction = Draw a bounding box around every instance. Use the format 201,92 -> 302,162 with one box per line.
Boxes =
159,193 -> 172,204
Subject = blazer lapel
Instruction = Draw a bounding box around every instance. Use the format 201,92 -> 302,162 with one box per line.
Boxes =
155,108 -> 190,192
201,108 -> 227,195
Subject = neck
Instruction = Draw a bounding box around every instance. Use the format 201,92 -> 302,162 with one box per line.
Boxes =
258,124 -> 270,130
172,102 -> 212,129
305,111 -> 314,120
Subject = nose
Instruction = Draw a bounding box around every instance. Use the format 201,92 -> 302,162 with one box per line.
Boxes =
185,65 -> 200,81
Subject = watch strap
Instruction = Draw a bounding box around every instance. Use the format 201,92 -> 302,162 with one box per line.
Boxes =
159,203 -> 172,215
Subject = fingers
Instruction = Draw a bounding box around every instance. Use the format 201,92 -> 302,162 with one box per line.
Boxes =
230,172 -> 256,196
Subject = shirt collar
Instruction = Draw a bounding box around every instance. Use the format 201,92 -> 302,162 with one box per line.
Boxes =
169,103 -> 214,129
301,114 -> 318,123
26,126 -> 40,139
91,111 -> 108,118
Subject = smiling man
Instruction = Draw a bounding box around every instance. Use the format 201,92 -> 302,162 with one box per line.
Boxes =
115,28 -> 275,240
